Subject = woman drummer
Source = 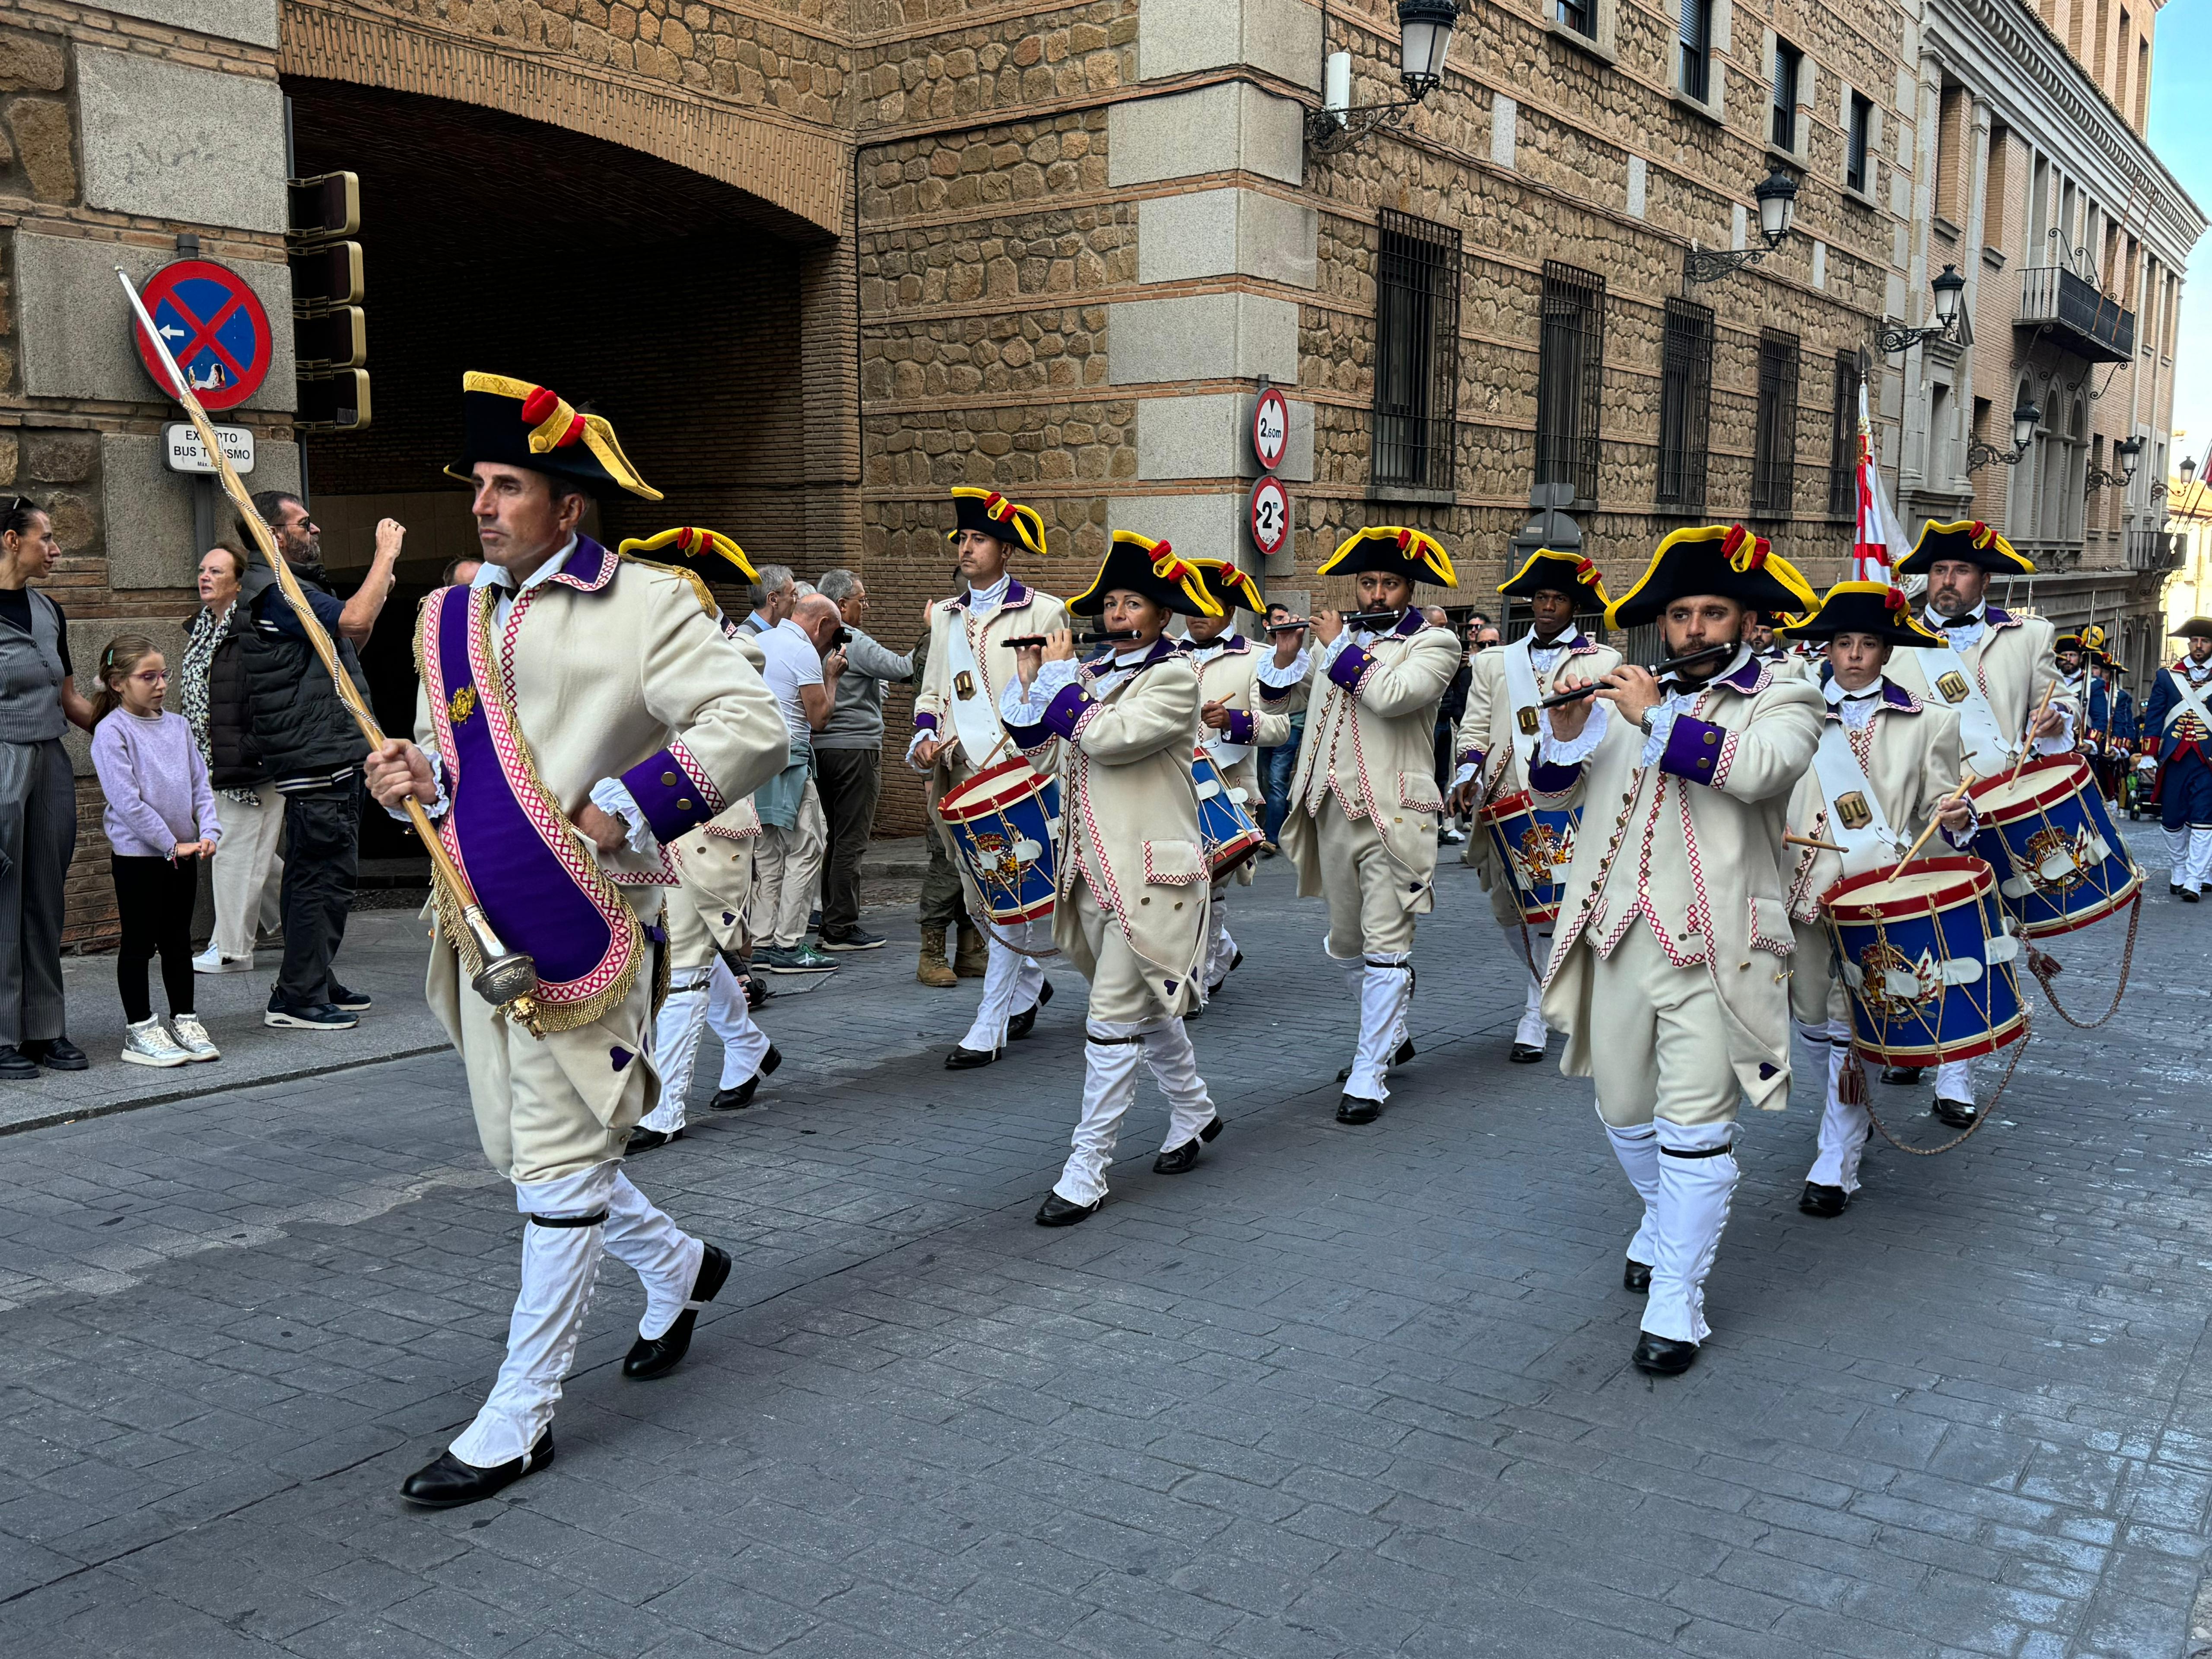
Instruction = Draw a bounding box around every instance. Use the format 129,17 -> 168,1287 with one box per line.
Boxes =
1776,582 -> 1974,1218
1001,531 -> 1226,1226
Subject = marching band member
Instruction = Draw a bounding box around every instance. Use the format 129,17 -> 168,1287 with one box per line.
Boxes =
1535,524 -> 1822,1375
1774,583 -> 1968,1218
2143,618 -> 2212,901
1001,532 -> 1223,1225
1881,520 -> 2073,1124
1262,528 -> 1460,1124
365,375 -> 789,1505
909,488 -> 1070,1067
1181,559 -> 1290,1004
616,529 -> 780,1155
1448,548 -> 1620,1064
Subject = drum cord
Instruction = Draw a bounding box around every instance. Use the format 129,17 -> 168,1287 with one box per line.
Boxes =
1843,1020 -> 2031,1157
2024,895 -> 2139,1031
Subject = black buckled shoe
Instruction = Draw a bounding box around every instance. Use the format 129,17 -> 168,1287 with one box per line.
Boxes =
1035,1192 -> 1100,1227
623,1243 -> 731,1380
1880,1066 -> 1924,1086
1632,1333 -> 1700,1375
1799,1181 -> 1850,1218
625,1125 -> 683,1154
400,1431 -> 553,1508
0,1045 -> 39,1081
1509,1042 -> 1544,1064
1336,1095 -> 1382,1125
23,1036 -> 88,1072
711,1044 -> 781,1111
1336,1038 -> 1415,1083
2184,890 -> 2202,904
1008,979 -> 1055,1041
1153,1115 -> 1224,1174
945,1045 -> 999,1070
1932,1096 -> 1979,1129
1623,1258 -> 1652,1293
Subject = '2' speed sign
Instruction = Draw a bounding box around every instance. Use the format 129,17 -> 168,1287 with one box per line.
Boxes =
1249,475 -> 1291,559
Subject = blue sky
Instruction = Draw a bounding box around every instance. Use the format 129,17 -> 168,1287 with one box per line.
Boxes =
2148,0 -> 2210,470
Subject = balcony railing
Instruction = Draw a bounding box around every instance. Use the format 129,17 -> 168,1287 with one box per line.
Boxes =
2016,267 -> 2134,364
2127,529 -> 2181,572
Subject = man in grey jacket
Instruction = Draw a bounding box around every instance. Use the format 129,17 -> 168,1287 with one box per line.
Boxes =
813,569 -> 914,950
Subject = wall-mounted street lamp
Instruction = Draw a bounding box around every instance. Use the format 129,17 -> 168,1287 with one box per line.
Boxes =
1308,0 -> 1462,153
2153,452 -> 2196,503
1878,264 -> 1967,354
1682,169 -> 1799,284
2084,434 -> 2142,494
1966,398 -> 2040,473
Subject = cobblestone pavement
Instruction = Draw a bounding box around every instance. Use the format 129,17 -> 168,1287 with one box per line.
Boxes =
2,826 -> 2209,1658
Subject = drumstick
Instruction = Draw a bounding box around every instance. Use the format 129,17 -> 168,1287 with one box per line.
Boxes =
1786,833 -> 1847,852
1881,769 -> 1978,884
2008,679 -> 2058,783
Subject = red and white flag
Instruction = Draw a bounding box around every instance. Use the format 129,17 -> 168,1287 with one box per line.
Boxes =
1851,382 -> 1911,584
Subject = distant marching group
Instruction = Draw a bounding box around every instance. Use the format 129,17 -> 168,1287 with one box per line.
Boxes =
343,371 -> 2197,1510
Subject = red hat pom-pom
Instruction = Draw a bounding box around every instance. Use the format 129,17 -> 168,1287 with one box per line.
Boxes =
520,385 -> 560,425
555,413 -> 585,448
1969,520 -> 1993,549
1575,557 -> 1598,585
1885,585 -> 1907,613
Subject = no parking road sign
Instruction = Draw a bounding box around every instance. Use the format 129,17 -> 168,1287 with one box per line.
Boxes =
130,260 -> 273,412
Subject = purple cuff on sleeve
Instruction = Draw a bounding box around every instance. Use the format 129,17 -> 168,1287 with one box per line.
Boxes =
1659,715 -> 1726,786
1459,744 -> 1486,772
1225,708 -> 1256,745
913,711 -> 939,733
621,744 -> 723,842
1327,644 -> 1375,693
1040,681 -> 1093,743
1527,759 -> 1583,797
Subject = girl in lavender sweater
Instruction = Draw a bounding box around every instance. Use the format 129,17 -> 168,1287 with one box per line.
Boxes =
89,635 -> 222,1067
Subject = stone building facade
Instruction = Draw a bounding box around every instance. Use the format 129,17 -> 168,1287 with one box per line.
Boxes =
9,0 -> 2200,939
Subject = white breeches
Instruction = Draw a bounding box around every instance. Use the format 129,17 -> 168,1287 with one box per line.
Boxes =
1795,1017 -> 1868,1192
958,920 -> 1050,1053
1051,1019 -> 1216,1207
1341,952 -> 1414,1103
1203,877 -> 1238,993
2168,825 -> 2212,891
639,957 -> 771,1133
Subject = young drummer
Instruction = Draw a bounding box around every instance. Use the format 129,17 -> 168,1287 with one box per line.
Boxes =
1261,527 -> 1460,1123
1002,532 -> 1225,1225
1448,548 -> 1619,1064
1181,559 -> 1291,1004
1774,583 -> 1970,1218
909,487 -> 1071,1067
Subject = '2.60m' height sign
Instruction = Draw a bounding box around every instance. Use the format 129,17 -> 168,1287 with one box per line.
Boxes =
1248,386 -> 1291,560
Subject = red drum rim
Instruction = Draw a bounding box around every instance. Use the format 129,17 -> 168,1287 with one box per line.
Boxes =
2012,877 -> 2144,938
939,756 -> 1051,821
986,895 -> 1058,924
1477,789 -> 1535,826
1822,853 -> 1995,922
1208,829 -> 1264,878
1515,901 -> 1562,925
1966,754 -> 2096,822
1851,1008 -> 2026,1066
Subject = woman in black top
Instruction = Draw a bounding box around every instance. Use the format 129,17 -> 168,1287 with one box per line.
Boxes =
0,495 -> 96,1077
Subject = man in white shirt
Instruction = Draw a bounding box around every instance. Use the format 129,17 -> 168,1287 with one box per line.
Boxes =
738,566 -> 795,636
749,593 -> 845,972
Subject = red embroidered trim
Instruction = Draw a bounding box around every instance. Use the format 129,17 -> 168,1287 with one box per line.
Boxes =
1708,728 -> 1742,789
669,737 -> 728,816
1142,842 -> 1208,886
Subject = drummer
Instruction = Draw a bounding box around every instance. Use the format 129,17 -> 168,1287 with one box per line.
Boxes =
1180,559 -> 1294,1006
1259,528 -> 1461,1124
1881,519 -> 2073,1126
1001,531 -> 1224,1225
2143,618 -> 2212,902
909,488 -> 1071,1068
1776,582 -> 1970,1218
1448,547 -> 1619,1064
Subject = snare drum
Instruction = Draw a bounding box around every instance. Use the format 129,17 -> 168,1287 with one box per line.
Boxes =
938,757 -> 1061,924
1966,755 -> 2142,937
1822,855 -> 2026,1065
1478,791 -> 1579,925
1192,745 -> 1264,879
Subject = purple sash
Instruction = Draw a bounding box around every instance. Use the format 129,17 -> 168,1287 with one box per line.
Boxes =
421,584 -> 640,1020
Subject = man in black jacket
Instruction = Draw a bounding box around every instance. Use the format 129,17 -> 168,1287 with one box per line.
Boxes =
223,492 -> 404,1029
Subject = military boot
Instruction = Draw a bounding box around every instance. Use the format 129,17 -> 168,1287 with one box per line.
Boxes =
917,928 -> 958,988
953,921 -> 988,978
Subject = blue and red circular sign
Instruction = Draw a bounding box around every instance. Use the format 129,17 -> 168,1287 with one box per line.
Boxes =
130,259 -> 273,411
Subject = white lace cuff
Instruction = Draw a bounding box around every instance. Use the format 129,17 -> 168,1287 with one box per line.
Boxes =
1256,649 -> 1309,690
1450,760 -> 1477,791
382,747 -> 450,823
589,776 -> 659,854
1638,704 -> 1681,769
1538,701 -> 1611,765
1001,658 -> 1079,726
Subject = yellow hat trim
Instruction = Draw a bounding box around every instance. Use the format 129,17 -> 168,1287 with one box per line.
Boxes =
1317,526 -> 1459,588
947,486 -> 1047,556
1910,518 -> 2035,573
459,371 -> 664,502
617,527 -> 759,584
1189,557 -> 1265,613
1603,523 -> 1816,631
1780,579 -> 1945,644
1070,530 -> 1223,616
1499,547 -> 1610,607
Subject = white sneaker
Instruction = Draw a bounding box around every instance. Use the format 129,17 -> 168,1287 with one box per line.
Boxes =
120,1017 -> 191,1068
193,946 -> 254,975
169,1015 -> 220,1062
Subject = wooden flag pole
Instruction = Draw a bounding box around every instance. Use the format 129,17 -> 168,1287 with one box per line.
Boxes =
115,268 -> 540,1023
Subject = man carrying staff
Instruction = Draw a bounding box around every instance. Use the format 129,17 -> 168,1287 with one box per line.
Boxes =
1879,520 -> 2073,1124
365,375 -> 788,1507
1180,559 -> 1291,1005
1537,524 -> 1822,1376
1448,548 -> 1619,1065
909,487 -> 1070,1068
1775,582 -> 1969,1218
1261,526 -> 1460,1124
2143,618 -> 2212,902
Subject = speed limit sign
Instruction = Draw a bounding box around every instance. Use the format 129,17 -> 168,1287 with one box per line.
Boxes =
1252,386 -> 1290,472
1249,475 -> 1291,558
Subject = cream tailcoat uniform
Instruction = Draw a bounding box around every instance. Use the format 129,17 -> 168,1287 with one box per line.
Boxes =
1534,650 -> 1821,1346
1189,634 -> 1290,992
1781,680 -> 1963,1194
909,576 -> 1071,1051
1003,638 -> 1218,1206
